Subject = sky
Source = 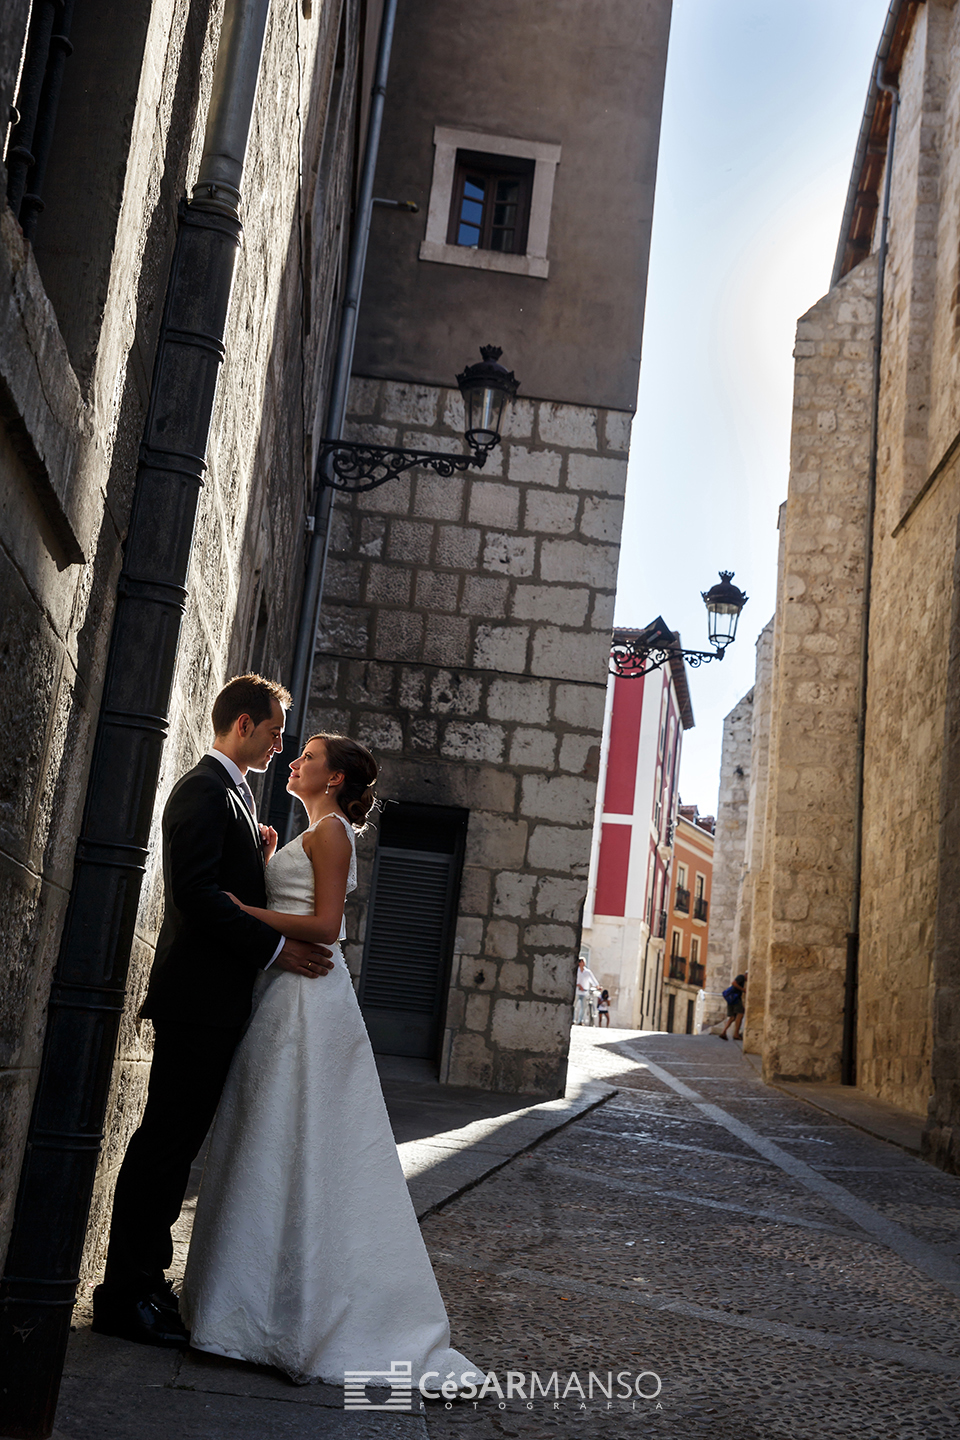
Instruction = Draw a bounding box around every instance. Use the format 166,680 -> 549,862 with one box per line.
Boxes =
614,0 -> 892,813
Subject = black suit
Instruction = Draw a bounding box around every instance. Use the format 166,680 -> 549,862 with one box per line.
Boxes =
143,755 -> 280,1027
104,755 -> 281,1295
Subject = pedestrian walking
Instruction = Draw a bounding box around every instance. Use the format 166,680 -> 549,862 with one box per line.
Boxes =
574,957 -> 601,1024
719,972 -> 747,1040
597,989 -> 611,1027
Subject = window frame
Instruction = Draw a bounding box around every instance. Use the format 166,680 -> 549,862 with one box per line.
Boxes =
446,151 -> 534,255
420,126 -> 561,279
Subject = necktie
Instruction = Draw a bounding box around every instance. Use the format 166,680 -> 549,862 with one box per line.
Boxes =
238,778 -> 256,819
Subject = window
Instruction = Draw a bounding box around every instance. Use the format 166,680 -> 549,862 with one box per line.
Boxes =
694,873 -> 708,923
670,930 -> 682,958
690,936 -> 700,966
677,865 -> 687,890
448,152 -> 533,254
7,3 -> 158,384
420,126 -> 561,279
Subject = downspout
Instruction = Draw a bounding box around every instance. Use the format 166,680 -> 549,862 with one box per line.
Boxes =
842,65 -> 900,1086
278,0 -> 398,841
0,4 -> 271,1434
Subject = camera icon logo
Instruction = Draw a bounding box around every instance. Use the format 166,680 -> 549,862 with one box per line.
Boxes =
343,1360 -> 413,1410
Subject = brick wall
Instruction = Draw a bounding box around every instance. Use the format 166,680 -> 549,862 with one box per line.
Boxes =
308,376 -> 632,1094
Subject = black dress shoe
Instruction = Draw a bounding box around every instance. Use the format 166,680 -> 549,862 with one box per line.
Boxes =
92,1284 -> 190,1348
147,1278 -> 183,1318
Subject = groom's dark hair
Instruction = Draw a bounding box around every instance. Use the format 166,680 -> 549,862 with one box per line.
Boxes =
212,674 -> 292,735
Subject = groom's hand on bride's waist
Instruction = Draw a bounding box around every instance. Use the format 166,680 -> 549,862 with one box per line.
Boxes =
273,938 -> 335,978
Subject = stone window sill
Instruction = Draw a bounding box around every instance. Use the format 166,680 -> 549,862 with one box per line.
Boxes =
418,240 -> 549,279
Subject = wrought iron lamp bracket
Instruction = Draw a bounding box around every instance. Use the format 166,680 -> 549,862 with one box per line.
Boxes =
609,642 -> 729,679
315,438 -> 494,492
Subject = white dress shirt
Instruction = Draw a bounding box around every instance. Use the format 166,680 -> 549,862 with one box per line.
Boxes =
207,750 -> 284,967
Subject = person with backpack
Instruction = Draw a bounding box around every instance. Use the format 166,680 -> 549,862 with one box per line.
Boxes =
719,972 -> 747,1041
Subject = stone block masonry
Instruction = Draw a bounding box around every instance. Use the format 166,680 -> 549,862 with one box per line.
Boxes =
705,687 -> 754,1028
758,257 -> 876,1085
0,0 -> 364,1278
310,377 -> 633,1095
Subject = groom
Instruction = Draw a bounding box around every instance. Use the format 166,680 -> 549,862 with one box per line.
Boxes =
93,673 -> 334,1347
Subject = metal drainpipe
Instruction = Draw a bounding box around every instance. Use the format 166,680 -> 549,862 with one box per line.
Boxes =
5,0 -> 77,240
0,4 -> 271,1434
277,0 -> 398,842
842,66 -> 900,1087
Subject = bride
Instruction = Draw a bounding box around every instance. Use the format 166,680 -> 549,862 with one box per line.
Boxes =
181,732 -> 480,1391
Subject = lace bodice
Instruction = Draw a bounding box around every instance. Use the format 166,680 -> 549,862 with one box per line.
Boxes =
265,812 -> 357,938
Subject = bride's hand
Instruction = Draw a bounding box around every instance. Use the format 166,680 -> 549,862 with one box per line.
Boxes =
259,823 -> 278,861
224,890 -> 251,912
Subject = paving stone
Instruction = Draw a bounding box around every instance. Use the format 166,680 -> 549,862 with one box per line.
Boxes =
61,1034 -> 960,1440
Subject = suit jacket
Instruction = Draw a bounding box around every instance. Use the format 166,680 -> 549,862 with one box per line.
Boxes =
142,755 -> 281,1029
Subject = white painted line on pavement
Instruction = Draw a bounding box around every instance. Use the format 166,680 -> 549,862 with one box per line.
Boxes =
627,1046 -> 960,1299
528,1156 -> 852,1235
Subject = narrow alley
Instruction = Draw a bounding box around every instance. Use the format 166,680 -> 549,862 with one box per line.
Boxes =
56,1030 -> 960,1440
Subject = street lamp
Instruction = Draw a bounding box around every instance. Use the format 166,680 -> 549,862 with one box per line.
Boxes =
457,345 -> 519,448
315,345 -> 519,491
610,572 -> 748,678
703,570 -> 748,650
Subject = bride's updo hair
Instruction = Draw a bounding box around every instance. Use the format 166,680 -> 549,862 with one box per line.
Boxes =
309,733 -> 378,830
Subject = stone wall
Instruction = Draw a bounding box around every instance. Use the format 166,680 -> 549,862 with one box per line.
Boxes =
583,916 -> 643,1030
741,618 -> 775,1054
700,3 -> 960,1150
705,690 -> 753,1026
928,515 -> 960,1172
308,376 -> 632,1094
0,0 -> 358,1273
1,0 -> 218,1273
857,2 -> 954,1116
759,256 -> 876,1083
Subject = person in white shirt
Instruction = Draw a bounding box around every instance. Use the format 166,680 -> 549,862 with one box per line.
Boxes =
574,956 -> 601,1025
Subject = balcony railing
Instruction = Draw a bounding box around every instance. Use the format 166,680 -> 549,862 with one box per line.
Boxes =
689,960 -> 705,987
694,896 -> 709,922
675,886 -> 690,914
669,955 -> 687,981
656,910 -> 667,939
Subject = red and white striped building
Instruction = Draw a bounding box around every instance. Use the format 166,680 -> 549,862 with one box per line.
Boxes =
581,627 -> 695,1029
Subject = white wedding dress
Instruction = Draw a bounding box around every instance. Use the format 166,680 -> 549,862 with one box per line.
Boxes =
182,813 -> 480,1389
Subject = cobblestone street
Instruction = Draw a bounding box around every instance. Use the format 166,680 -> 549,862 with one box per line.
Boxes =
56,1029 -> 960,1439
422,1030 -> 960,1440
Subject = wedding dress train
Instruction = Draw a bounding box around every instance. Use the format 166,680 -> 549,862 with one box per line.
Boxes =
182,813 -> 479,1389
